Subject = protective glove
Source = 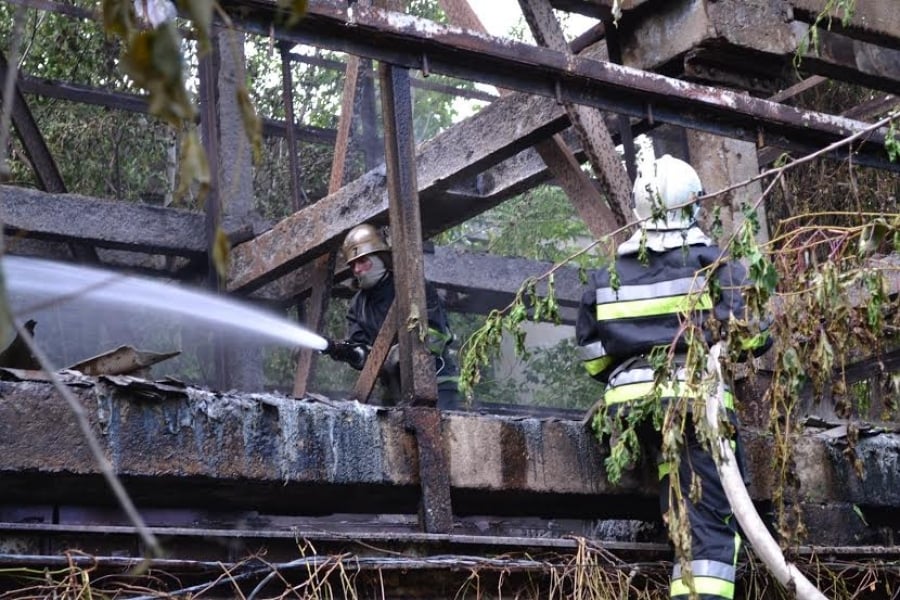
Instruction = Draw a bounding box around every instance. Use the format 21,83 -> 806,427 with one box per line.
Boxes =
321,338 -> 367,369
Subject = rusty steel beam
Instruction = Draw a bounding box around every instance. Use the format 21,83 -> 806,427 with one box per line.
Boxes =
0,51 -> 65,193
790,0 -> 900,51
0,50 -> 100,263
356,58 -> 381,170
352,299 -> 398,402
438,0 -> 621,241
519,0 -> 633,224
604,19 -> 637,182
758,97 -> 900,166
532,138 -> 623,239
197,35 -> 222,288
214,1 -> 894,163
15,74 -> 337,145
280,44 -> 306,211
291,253 -> 334,396
197,29 -> 227,389
289,49 -> 498,102
405,407 -> 453,533
0,185 -> 251,256
380,64 -> 438,406
292,52 -> 362,397
793,24 -> 900,96
379,58 -> 453,533
227,89 -> 570,294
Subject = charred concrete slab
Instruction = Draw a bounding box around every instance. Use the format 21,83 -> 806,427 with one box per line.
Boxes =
615,0 -> 900,96
0,374 -> 651,519
0,373 -> 898,545
790,0 -> 900,51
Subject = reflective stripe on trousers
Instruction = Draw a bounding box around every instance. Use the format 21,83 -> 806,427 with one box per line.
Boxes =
662,422 -> 742,600
670,552 -> 740,600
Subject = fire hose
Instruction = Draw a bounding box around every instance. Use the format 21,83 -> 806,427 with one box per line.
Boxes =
705,343 -> 827,600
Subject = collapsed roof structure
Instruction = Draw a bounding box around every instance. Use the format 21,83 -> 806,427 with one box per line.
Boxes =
1,0 -> 899,597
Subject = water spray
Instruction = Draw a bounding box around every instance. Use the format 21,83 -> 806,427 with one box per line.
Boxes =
1,256 -> 329,352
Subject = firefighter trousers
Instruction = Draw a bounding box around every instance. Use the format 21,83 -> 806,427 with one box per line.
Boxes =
659,418 -> 741,600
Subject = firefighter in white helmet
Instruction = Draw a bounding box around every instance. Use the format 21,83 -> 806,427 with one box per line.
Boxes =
322,224 -> 460,409
576,155 -> 772,600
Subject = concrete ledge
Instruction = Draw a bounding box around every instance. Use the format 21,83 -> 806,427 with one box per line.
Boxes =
0,374 -> 898,538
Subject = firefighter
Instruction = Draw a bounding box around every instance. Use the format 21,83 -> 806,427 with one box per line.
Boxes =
575,155 -> 771,600
322,224 -> 461,409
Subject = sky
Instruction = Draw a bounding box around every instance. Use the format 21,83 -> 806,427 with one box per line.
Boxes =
454,2 -> 597,118
470,1 -> 597,39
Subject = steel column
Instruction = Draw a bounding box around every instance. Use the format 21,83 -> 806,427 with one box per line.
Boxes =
198,27 -> 226,389
379,62 -> 452,533
518,0 -> 632,224
605,19 -> 637,183
291,52 -> 364,397
378,64 -> 436,406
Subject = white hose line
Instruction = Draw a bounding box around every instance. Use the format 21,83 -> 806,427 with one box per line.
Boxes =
705,343 -> 828,600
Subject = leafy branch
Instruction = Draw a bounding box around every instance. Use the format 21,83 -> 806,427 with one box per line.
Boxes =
457,232 -> 624,399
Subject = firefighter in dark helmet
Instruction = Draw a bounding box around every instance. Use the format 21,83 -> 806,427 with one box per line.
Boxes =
576,155 -> 772,600
322,224 -> 461,409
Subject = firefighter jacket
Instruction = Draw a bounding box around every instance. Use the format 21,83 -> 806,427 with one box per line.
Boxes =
577,230 -> 772,600
575,231 -> 771,398
346,271 -> 457,379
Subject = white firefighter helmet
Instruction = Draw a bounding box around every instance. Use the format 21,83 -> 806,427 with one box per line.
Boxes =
632,154 -> 703,230
341,224 -> 390,265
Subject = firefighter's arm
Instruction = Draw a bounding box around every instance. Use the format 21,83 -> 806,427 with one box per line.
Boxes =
575,287 -> 617,383
424,281 -> 455,356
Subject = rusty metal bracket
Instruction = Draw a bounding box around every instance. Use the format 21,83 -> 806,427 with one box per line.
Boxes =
404,406 -> 452,533
351,298 -> 398,402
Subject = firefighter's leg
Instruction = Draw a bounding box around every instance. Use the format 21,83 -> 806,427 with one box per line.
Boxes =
437,378 -> 461,410
664,421 -> 741,600
435,354 -> 462,410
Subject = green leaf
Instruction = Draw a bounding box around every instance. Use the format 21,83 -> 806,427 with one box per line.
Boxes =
886,120 -> 900,162
858,218 -> 889,257
102,0 -> 135,37
121,22 -> 196,126
175,127 -> 210,205
211,226 -> 230,281
277,0 -> 308,27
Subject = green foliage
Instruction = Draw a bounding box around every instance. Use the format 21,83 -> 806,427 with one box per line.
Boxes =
886,118 -> 900,163
443,183 -> 613,409
119,21 -> 195,126
472,338 -> 604,409
1,3 -> 178,200
446,185 -> 597,262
